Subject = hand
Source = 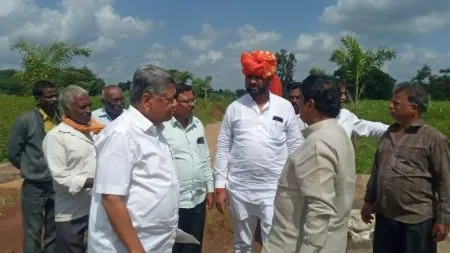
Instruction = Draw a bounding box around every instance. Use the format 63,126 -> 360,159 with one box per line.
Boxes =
206,192 -> 214,209
361,202 -> 375,224
432,223 -> 449,242
215,188 -> 229,214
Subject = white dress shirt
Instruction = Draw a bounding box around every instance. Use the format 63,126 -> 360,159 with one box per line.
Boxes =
214,93 -> 303,213
337,108 -> 388,138
42,123 -> 96,222
88,106 -> 179,253
162,116 -> 214,209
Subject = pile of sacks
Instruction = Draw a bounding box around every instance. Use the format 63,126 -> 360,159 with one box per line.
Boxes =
347,209 -> 375,250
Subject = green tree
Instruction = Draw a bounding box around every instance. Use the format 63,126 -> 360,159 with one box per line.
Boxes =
10,39 -> 92,93
118,80 -> 132,91
0,69 -> 26,95
309,67 -> 327,75
58,66 -> 105,95
168,69 -> 194,84
276,49 -> 297,95
235,89 -> 246,97
192,76 -> 213,101
412,64 -> 432,85
361,69 -> 396,100
330,35 -> 396,104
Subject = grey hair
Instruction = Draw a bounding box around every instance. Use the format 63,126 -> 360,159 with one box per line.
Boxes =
59,85 -> 89,108
393,81 -> 429,114
130,64 -> 174,105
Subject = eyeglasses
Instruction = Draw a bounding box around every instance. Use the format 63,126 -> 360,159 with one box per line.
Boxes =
177,98 -> 196,105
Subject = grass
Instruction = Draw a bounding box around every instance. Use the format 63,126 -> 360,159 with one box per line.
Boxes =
0,94 -> 234,162
346,100 -> 450,173
1,95 -> 450,174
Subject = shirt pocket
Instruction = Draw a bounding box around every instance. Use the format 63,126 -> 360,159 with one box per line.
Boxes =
265,120 -> 286,143
395,145 -> 428,175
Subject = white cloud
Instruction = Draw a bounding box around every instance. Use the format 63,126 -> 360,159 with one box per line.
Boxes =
170,49 -> 183,58
85,36 -> 117,53
182,35 -> 213,51
181,23 -> 226,51
192,50 -> 223,66
228,24 -> 281,50
0,0 -> 156,51
320,0 -> 450,36
295,32 -> 337,52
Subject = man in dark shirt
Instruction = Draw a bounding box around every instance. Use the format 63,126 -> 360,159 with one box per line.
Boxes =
361,82 -> 450,253
7,80 -> 60,253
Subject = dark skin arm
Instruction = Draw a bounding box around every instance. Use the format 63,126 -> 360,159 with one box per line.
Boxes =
102,194 -> 145,253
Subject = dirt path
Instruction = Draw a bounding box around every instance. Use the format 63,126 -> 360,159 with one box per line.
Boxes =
1,122 -> 450,253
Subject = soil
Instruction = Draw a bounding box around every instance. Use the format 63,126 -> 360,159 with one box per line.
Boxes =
1,122 -> 449,253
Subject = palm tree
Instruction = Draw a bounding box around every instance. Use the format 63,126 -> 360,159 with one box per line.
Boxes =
10,38 -> 91,89
329,35 -> 396,104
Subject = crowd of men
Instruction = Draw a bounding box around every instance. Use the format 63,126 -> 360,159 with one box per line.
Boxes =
6,49 -> 450,253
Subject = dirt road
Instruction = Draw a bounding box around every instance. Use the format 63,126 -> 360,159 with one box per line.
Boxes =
1,122 -> 450,253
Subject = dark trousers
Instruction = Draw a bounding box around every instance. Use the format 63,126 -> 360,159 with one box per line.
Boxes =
173,200 -> 206,253
55,215 -> 89,253
373,213 -> 437,253
21,180 -> 56,253
254,218 -> 263,245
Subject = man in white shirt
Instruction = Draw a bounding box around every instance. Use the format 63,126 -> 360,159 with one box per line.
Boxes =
287,81 -> 388,138
262,74 -> 356,253
43,85 -> 104,253
92,85 -> 125,125
88,65 -> 179,253
162,82 -> 214,253
214,50 -> 303,253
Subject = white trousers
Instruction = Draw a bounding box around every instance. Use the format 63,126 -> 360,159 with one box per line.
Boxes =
232,216 -> 271,253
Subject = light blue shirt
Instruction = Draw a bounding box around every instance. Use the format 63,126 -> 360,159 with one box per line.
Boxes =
92,107 -> 126,125
162,116 -> 214,209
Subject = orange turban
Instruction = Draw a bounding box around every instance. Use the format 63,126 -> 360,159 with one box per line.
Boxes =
240,50 -> 283,96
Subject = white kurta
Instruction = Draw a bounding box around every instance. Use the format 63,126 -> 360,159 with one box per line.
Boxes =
88,106 -> 179,253
262,119 -> 356,253
42,123 -> 96,222
337,108 -> 388,138
214,93 -> 303,223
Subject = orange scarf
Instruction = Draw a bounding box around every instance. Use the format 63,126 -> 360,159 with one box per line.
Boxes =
62,116 -> 105,134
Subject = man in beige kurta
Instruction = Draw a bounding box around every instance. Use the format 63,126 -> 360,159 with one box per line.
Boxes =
262,74 -> 356,253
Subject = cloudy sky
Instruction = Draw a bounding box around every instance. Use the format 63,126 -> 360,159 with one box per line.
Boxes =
1,0 -> 450,90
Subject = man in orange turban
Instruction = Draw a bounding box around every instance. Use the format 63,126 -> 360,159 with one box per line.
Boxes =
240,50 -> 283,96
214,50 -> 303,252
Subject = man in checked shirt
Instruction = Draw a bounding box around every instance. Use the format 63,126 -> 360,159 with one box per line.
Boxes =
361,82 -> 450,253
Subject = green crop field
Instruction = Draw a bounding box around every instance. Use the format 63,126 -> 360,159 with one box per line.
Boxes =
0,94 -> 232,163
1,94 -> 450,174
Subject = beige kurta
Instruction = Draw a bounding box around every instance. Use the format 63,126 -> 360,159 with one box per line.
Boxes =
262,119 -> 356,253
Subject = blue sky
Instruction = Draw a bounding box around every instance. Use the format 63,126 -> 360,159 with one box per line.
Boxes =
1,0 -> 450,90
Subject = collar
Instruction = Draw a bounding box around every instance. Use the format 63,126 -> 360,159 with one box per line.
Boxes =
39,108 -> 53,121
98,108 -> 109,117
388,119 -> 424,132
302,118 -> 336,138
128,106 -> 158,135
171,116 -> 196,129
246,92 -> 273,112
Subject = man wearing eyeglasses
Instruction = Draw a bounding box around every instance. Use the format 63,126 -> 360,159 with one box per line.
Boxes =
162,82 -> 214,253
92,84 -> 126,125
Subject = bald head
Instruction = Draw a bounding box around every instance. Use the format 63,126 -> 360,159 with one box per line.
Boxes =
102,85 -> 123,100
101,85 -> 125,118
